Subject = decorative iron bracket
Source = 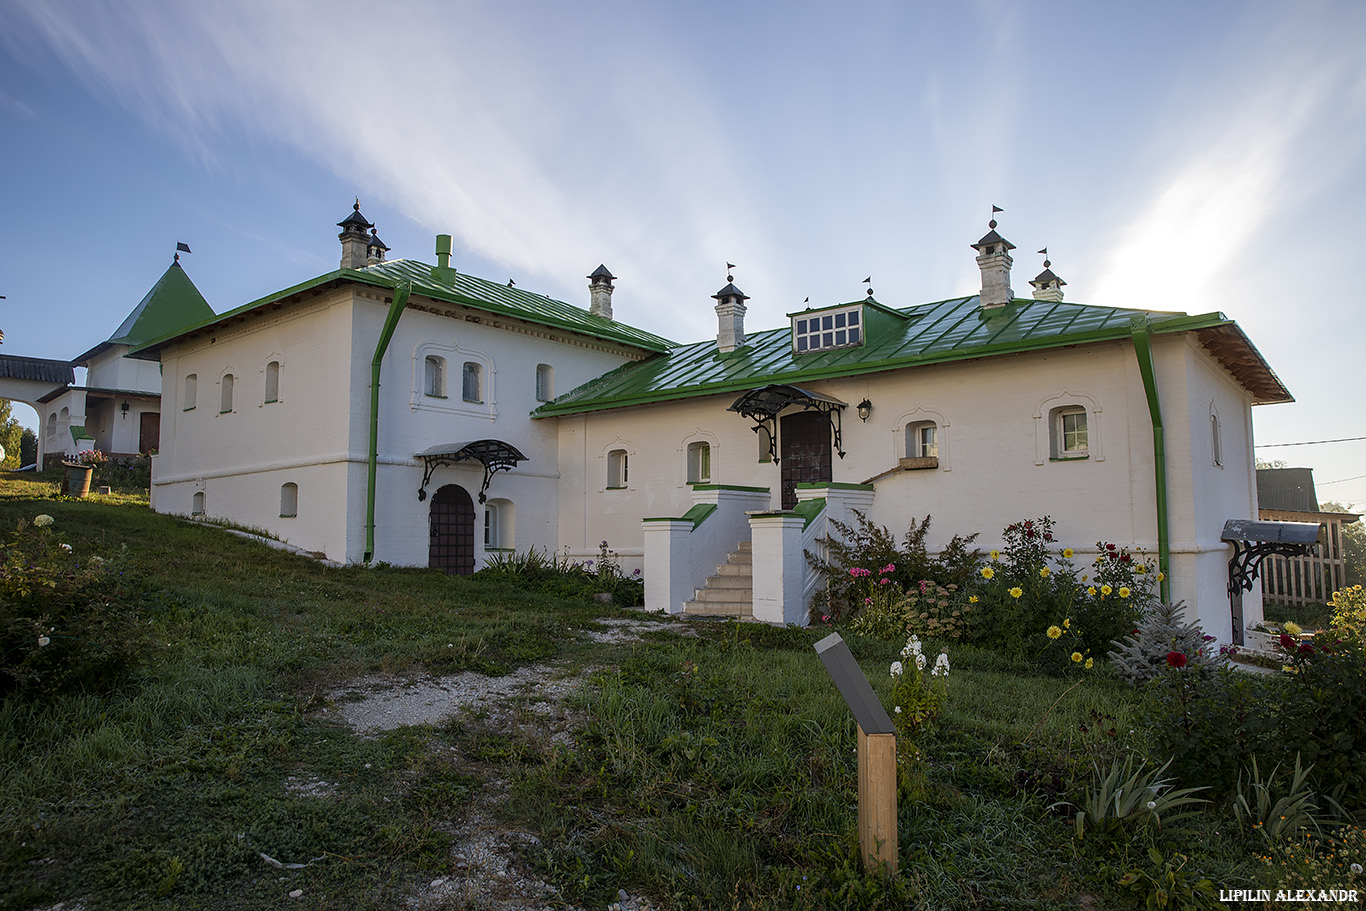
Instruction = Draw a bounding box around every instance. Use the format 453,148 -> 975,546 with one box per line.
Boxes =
729,384 -> 847,463
416,440 -> 527,504
1226,539 -> 1313,596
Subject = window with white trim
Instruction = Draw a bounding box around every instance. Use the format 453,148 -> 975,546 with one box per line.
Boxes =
906,421 -> 938,458
192,491 -> 205,516
1051,406 -> 1088,458
793,306 -> 862,353
265,361 -> 281,404
424,356 -> 446,397
280,482 -> 298,517
535,364 -> 554,402
607,449 -> 629,488
184,374 -> 197,411
220,374 -> 235,414
462,362 -> 483,403
687,441 -> 711,483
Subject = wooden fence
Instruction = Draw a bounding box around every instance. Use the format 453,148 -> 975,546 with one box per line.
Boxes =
1258,509 -> 1355,607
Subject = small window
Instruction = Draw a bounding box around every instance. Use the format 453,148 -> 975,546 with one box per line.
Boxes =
184,374 -> 197,411
1052,407 -> 1088,458
462,362 -> 482,403
220,374 -> 235,414
793,306 -> 862,353
907,422 -> 938,458
484,503 -> 500,548
1211,412 -> 1223,467
484,498 -> 514,549
687,441 -> 711,483
535,364 -> 554,402
265,361 -> 280,404
758,425 -> 773,463
608,449 -> 629,488
280,482 -> 298,517
192,491 -> 205,516
59,407 -> 68,423
46,412 -> 56,436
424,356 -> 446,397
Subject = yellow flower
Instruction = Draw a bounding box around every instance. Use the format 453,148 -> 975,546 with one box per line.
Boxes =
1047,625 -> 1062,639
990,550 -> 1000,561
968,595 -> 979,603
1087,586 -> 1097,596
981,566 -> 994,580
1063,618 -> 1070,629
1283,621 -> 1303,636
1009,587 -> 1023,599
1101,585 -> 1112,596
1071,652 -> 1083,663
1136,565 -> 1147,574
1040,567 -> 1051,578
1156,572 -> 1165,582
1063,548 -> 1074,559
1118,586 -> 1131,598
1085,657 -> 1094,669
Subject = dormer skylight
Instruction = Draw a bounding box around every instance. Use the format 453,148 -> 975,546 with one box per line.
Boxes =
794,305 -> 862,353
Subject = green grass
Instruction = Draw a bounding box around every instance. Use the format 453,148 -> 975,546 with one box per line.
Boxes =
0,485 -> 1289,909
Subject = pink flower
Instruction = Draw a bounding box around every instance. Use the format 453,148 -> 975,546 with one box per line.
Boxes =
879,578 -> 889,586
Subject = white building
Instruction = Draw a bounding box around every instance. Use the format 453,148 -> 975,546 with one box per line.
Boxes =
135,206 -> 1292,642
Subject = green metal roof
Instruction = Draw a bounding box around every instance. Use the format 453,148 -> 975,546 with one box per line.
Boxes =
81,261 -> 215,362
132,258 -> 674,358
535,295 -> 1291,416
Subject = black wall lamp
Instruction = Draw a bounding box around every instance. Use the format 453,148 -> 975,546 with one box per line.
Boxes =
857,398 -> 872,422
121,400 -> 130,419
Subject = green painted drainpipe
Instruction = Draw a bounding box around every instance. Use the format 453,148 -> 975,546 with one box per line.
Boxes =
1129,316 -> 1171,602
363,279 -> 412,564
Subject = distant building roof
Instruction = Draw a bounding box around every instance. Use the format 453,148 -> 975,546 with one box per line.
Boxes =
77,261 -> 215,363
0,355 -> 74,385
1257,468 -> 1321,513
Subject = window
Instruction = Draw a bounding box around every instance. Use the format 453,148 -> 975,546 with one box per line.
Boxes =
220,374 -> 235,413
484,503 -> 500,548
1052,407 -> 1088,458
279,482 -> 298,518
758,425 -> 773,463
265,361 -> 280,404
907,422 -> 938,458
1211,412 -> 1223,467
793,306 -> 862,353
608,449 -> 629,488
184,374 -> 197,411
535,364 -> 554,402
46,412 -> 56,437
687,441 -> 711,483
424,356 -> 446,397
462,362 -> 482,403
192,491 -> 205,516
484,498 -> 514,549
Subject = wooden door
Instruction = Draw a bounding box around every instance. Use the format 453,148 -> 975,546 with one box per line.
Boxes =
780,410 -> 832,510
429,484 -> 475,575
139,412 -> 160,454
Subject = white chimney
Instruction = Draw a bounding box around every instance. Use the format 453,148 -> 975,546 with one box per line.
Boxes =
712,281 -> 749,352
588,265 -> 615,319
337,199 -> 373,270
365,227 -> 388,266
1029,250 -> 1066,302
970,216 -> 1016,309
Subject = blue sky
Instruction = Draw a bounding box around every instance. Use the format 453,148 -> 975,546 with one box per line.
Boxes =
2,0 -> 1364,505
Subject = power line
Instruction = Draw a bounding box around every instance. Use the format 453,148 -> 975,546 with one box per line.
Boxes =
1319,473 -> 1366,486
1256,434 -> 1366,448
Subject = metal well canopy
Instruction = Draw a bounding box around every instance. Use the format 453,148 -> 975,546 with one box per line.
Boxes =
416,439 -> 527,503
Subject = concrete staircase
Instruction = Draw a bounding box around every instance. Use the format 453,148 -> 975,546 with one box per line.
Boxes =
683,541 -> 753,619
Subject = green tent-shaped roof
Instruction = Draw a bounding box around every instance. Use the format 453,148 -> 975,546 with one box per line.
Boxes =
77,261 -> 215,363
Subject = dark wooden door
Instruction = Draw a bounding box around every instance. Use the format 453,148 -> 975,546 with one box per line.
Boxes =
429,484 -> 475,575
139,412 -> 160,454
780,410 -> 832,509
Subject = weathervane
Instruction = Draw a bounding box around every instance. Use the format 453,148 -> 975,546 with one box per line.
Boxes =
726,261 -> 736,282
174,241 -> 191,263
990,204 -> 1003,228
862,276 -> 874,298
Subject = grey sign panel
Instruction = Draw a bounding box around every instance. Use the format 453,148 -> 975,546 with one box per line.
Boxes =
814,633 -> 896,735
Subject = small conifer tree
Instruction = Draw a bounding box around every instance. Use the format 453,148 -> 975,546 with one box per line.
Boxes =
1108,600 -> 1223,686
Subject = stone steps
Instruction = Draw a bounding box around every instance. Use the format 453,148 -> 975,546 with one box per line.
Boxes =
683,542 -> 752,619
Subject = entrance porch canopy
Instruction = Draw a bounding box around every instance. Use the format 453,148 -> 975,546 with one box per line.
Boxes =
415,439 -> 527,503
728,384 -> 848,462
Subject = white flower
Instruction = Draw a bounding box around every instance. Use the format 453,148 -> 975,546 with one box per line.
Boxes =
1146,801 -> 1156,810
37,636 -> 50,647
915,653 -> 926,672
1352,862 -> 1363,875
894,706 -> 902,713
932,653 -> 950,677
889,661 -> 903,677
60,543 -> 72,552
33,515 -> 54,527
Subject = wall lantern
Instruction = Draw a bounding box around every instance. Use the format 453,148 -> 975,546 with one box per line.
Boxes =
857,399 -> 872,422
121,400 -> 130,419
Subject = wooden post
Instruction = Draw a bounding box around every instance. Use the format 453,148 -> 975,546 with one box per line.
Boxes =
857,725 -> 898,874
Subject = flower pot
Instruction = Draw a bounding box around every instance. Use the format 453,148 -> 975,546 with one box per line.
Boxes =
62,462 -> 93,498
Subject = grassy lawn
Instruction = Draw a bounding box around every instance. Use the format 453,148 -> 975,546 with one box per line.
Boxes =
0,475 -> 1320,909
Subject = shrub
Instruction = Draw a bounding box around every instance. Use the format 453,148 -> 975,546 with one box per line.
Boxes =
1109,601 -> 1223,687
1069,755 -> 1209,841
478,542 -> 644,606
0,514 -> 145,696
1330,584 -> 1366,648
1232,755 -> 1324,844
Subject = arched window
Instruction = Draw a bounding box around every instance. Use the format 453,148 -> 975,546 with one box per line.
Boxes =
1210,409 -> 1223,468
535,363 -> 554,402
1051,406 -> 1088,459
264,361 -> 280,404
220,374 -> 235,414
757,425 -> 772,463
46,412 -> 57,437
607,449 -> 629,488
462,362 -> 482,403
184,374 -> 197,411
424,356 -> 446,397
906,421 -> 938,458
280,482 -> 298,518
687,441 -> 711,483
192,491 -> 205,516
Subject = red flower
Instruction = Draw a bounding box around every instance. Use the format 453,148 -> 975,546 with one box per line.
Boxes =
1279,633 -> 1295,649
1165,651 -> 1188,668
1120,553 -> 1131,563
1298,643 -> 1315,655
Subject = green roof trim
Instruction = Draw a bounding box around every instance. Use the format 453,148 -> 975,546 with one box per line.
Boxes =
689,483 -> 770,493
535,295 -> 1291,416
792,497 -> 826,530
132,259 -> 674,358
796,482 -> 875,491
681,503 -> 718,528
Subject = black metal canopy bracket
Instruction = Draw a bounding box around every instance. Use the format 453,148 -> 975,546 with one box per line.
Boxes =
416,440 -> 527,503
1225,539 -> 1313,596
728,384 -> 848,463
1219,518 -> 1322,646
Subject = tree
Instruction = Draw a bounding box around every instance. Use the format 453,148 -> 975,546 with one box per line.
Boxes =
1255,458 -> 1289,469
1322,501 -> 1365,588
0,400 -> 24,469
19,428 -> 36,467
